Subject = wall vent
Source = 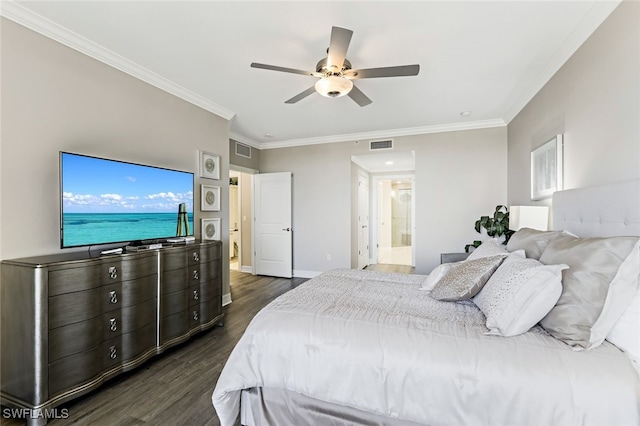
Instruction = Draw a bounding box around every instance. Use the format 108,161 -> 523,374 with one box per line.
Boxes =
369,139 -> 393,151
235,142 -> 252,159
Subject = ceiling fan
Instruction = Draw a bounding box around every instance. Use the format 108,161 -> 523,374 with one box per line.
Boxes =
251,26 -> 420,107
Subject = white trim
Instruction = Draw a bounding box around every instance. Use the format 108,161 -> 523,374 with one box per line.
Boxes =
240,266 -> 253,274
1,1 -> 235,121
258,119 -> 506,149
293,270 -> 322,279
222,292 -> 232,306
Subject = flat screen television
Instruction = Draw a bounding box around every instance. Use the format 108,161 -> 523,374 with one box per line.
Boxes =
60,152 -> 194,248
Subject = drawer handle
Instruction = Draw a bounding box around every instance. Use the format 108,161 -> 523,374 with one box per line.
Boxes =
192,270 -> 199,280
109,318 -> 117,332
192,252 -> 199,262
108,266 -> 118,280
192,310 -> 199,321
109,290 -> 118,304
109,345 -> 117,359
193,290 -> 199,301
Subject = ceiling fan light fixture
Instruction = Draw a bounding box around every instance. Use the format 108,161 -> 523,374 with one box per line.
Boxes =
315,75 -> 353,98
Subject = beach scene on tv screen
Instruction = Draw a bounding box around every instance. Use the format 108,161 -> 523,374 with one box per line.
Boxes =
62,154 -> 194,247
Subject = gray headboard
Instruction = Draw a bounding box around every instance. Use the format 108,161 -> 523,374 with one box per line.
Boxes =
553,179 -> 640,237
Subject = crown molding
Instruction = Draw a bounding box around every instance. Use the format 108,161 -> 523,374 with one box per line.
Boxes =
503,0 -> 620,124
1,1 -> 235,121
257,119 -> 506,150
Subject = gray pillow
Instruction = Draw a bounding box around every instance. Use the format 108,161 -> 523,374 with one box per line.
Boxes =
539,234 -> 639,349
506,228 -> 565,260
431,255 -> 506,302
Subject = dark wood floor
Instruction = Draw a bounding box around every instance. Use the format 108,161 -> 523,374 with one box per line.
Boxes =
2,265 -> 411,425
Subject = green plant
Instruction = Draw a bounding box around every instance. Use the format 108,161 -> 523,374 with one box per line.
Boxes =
464,205 -> 515,252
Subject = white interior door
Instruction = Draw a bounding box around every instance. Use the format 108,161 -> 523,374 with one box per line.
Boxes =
254,172 -> 292,278
357,172 -> 370,269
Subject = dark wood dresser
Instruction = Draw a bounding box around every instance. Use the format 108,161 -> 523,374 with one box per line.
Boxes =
0,240 -> 223,425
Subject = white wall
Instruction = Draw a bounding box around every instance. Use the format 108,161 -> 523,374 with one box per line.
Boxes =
260,126 -> 507,275
507,1 -> 639,206
0,19 -> 231,294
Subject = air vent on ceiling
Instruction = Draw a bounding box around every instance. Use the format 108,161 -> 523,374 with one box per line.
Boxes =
235,142 -> 252,159
369,139 -> 393,151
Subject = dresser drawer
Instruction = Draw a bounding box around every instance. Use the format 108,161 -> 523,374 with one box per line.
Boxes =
187,260 -> 221,285
187,243 -> 221,266
162,289 -> 187,316
162,248 -> 187,272
102,298 -> 157,341
49,316 -> 103,362
49,263 -> 102,296
101,254 -> 157,285
188,278 -> 221,307
161,310 -> 188,342
49,288 -> 102,329
102,274 -> 157,313
161,268 -> 187,294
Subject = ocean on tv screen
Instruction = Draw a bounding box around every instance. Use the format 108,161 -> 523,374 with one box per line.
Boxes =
62,212 -> 194,247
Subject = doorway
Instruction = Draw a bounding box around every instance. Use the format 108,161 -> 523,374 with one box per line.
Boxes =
373,175 -> 415,267
229,168 -> 255,274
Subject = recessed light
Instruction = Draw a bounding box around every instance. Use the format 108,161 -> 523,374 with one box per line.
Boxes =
264,133 -> 274,138
460,111 -> 471,117
385,161 -> 394,165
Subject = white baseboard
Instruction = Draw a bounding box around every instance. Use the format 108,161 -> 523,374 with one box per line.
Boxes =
240,266 -> 253,274
222,292 -> 232,306
293,270 -> 322,279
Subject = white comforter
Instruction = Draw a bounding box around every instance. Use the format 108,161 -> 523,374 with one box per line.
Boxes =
212,269 -> 640,425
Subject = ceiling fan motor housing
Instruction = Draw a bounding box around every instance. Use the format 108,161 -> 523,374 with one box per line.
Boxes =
316,57 -> 352,76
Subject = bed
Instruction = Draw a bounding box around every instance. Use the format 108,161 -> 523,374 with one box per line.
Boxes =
212,179 -> 640,426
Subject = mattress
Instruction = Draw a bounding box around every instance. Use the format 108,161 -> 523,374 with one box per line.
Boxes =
212,268 -> 640,425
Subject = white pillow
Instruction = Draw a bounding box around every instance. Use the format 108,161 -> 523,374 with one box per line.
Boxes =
467,239 -> 508,261
420,262 -> 460,292
605,239 -> 640,362
473,253 -> 568,337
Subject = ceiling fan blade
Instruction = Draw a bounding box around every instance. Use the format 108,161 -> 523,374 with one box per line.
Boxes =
346,64 -> 420,79
285,86 -> 317,104
251,62 -> 320,77
327,26 -> 353,71
348,84 -> 372,107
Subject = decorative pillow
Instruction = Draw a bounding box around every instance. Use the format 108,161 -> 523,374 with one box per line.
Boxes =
605,240 -> 640,362
506,228 -> 565,260
420,261 -> 461,292
473,253 -> 568,337
539,235 -> 640,349
430,255 -> 506,302
467,239 -> 508,261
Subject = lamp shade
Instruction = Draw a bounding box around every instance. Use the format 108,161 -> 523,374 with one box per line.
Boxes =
509,206 -> 549,231
315,76 -> 353,98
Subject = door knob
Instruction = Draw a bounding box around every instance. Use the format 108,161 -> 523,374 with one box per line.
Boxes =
282,227 -> 291,231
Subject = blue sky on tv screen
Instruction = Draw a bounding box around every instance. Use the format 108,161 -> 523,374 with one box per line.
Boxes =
62,153 -> 194,213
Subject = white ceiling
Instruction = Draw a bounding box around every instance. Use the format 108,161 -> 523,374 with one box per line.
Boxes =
3,1 -> 619,150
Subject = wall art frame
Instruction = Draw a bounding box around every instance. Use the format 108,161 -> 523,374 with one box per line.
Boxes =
199,151 -> 220,180
201,185 -> 220,211
201,217 -> 221,241
531,134 -> 563,200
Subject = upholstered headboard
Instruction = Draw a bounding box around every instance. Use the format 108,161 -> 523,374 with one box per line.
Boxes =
553,179 -> 640,237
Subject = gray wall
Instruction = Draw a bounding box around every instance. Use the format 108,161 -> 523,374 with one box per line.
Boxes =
260,126 -> 507,275
0,19 -> 231,296
229,139 -> 260,171
508,1 -> 639,207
